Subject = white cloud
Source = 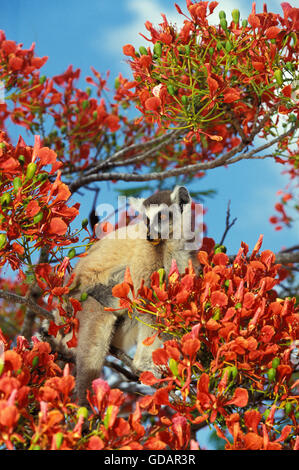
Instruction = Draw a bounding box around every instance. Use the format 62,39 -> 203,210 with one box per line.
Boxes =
99,0 -> 185,56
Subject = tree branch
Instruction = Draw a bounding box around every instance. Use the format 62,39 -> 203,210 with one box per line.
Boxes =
69,125 -> 296,190
0,289 -> 54,322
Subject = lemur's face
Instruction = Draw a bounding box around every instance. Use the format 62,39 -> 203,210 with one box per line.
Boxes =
129,186 -> 191,244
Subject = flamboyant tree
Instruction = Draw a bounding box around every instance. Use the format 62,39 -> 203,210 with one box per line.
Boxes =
0,1 -> 298,450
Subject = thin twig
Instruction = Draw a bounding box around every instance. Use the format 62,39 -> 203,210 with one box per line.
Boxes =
219,200 -> 237,245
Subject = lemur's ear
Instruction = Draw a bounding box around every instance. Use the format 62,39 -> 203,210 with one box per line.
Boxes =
170,186 -> 190,211
128,197 -> 145,214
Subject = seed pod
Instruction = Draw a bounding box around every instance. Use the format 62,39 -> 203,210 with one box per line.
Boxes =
80,292 -> 88,302
274,69 -> 283,86
33,212 -> 44,224
242,19 -> 248,28
86,87 -> 92,96
167,84 -> 176,96
153,42 -> 162,58
231,9 -> 240,24
267,367 -> 276,382
114,77 -> 120,89
82,100 -> 89,110
26,162 -> 37,180
39,75 -> 46,84
68,248 -> 76,259
55,432 -> 64,450
13,177 -> 22,192
139,46 -> 148,55
235,302 -> 242,310
272,357 -> 280,369
81,218 -> 88,228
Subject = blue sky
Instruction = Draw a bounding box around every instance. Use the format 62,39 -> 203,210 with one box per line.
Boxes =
2,0 -> 298,256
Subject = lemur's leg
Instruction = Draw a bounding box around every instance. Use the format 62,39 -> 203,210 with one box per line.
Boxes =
75,297 -> 117,406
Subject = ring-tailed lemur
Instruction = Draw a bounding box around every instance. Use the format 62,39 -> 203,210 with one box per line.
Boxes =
42,186 -> 200,406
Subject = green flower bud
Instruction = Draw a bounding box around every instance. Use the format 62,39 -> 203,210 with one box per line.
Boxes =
18,154 -> 25,166
184,45 -> 190,55
81,218 -> 88,228
67,248 -> 76,259
33,212 -> 44,224
219,10 -> 226,20
26,162 -> 37,180
1,193 -> 11,207
55,432 -> 64,450
181,95 -> 188,105
39,75 -> 46,84
285,402 -> 292,415
272,357 -> 280,369
274,69 -> 283,86
77,406 -> 89,419
167,84 -> 176,96
139,46 -> 148,55
82,100 -> 89,110
231,9 -> 240,24
153,42 -> 162,58
169,358 -> 179,377
225,40 -> 233,52
267,367 -> 276,382
32,356 -> 39,368
80,292 -> 88,302
231,366 -> 238,380
13,177 -> 22,192
220,18 -> 228,30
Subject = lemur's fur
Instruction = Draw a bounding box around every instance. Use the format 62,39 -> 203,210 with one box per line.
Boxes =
41,186 -> 199,406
